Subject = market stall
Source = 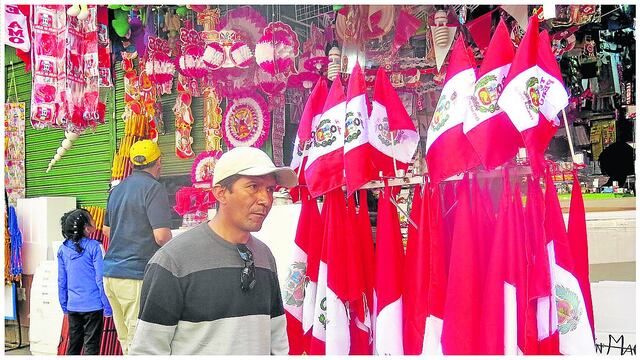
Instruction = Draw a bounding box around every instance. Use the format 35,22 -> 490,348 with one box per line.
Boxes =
3,3 -> 636,356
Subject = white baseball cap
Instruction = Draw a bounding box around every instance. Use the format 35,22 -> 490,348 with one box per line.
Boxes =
212,146 -> 298,188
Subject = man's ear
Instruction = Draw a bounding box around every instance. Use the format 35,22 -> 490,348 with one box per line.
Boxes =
211,185 -> 227,205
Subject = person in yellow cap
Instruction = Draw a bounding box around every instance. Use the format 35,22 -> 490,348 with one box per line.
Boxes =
102,139 -> 173,354
130,146 -> 297,355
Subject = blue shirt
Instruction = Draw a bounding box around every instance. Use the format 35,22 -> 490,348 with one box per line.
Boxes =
103,170 -> 172,279
57,238 -> 112,315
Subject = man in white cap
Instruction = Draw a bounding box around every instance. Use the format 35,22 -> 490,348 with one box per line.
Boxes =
130,147 -> 297,355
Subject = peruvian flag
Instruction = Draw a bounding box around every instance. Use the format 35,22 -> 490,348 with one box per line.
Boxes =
368,67 -> 420,177
497,16 -> 569,172
304,77 -> 346,198
464,19 -> 523,170
373,186 -> 404,355
567,172 -> 595,339
290,78 -> 328,202
423,184 -> 448,354
352,190 -> 375,354
308,210 -> 329,355
301,192 -> 327,354
523,175 -> 556,354
479,171 -> 528,355
283,188 -> 318,354
441,174 -> 485,354
425,36 -> 480,184
402,184 -> 430,355
543,172 -> 595,355
344,61 -> 377,195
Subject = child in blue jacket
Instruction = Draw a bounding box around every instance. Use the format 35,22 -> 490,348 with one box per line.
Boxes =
57,208 -> 112,355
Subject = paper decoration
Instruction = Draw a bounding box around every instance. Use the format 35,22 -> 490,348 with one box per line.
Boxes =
97,6 -> 112,87
465,8 -> 496,52
145,37 -> 175,95
222,94 -> 270,148
431,26 -> 457,72
4,5 -> 30,52
173,76 -> 195,159
202,87 -> 223,152
191,150 -> 222,186
4,103 -> 26,206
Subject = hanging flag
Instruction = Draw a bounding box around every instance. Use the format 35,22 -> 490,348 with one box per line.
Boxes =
344,61 -> 377,195
283,188 -> 318,354
441,174 -> 484,354
567,172 -> 595,339
498,16 -> 569,172
465,8 -> 495,52
402,184 -> 430,355
464,19 -> 523,170
425,36 -> 480,184
368,67 -> 420,177
341,194 -> 374,355
392,9 -> 422,53
323,190 -> 352,354
543,172 -> 595,355
479,171 -> 528,355
423,183 -> 447,354
352,189 -> 375,355
305,78 -> 346,198
373,186 -> 404,355
290,78 -> 329,202
301,192 -> 327,354
523,175 -> 556,354
308,212 -> 330,355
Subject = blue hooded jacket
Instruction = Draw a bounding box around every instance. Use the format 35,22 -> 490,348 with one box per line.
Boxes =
57,237 -> 112,316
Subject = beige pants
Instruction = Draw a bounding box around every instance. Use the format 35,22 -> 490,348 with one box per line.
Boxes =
103,277 -> 143,355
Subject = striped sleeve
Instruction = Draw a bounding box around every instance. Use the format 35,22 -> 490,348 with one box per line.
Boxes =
129,252 -> 183,355
269,256 -> 289,354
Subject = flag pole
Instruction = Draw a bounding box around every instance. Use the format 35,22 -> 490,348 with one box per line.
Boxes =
561,108 -> 580,164
297,142 -> 308,179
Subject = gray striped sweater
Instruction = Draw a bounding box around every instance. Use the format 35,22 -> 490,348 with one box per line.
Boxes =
129,222 -> 289,355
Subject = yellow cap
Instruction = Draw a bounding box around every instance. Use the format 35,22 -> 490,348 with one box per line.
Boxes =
129,140 -> 161,165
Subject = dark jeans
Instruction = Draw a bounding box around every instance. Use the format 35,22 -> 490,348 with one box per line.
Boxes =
67,310 -> 104,355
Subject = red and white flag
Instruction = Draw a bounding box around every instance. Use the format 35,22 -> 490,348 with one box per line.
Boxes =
368,67 -> 420,177
425,36 -> 480,184
464,19 -> 523,170
373,186 -> 404,355
567,172 -> 595,339
543,172 -> 595,355
441,175 -> 485,354
423,184 -> 447,354
283,188 -> 318,354
290,78 -> 328,202
4,5 -> 30,52
523,175 -> 556,354
344,61 -> 377,195
301,193 -> 327,354
308,210 -> 330,355
352,190 -> 375,354
304,77 -> 346,198
324,189 -> 352,354
479,172 -> 527,355
402,184 -> 430,355
498,16 -> 569,172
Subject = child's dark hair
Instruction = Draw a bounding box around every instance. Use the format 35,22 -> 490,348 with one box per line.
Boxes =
60,208 -> 92,253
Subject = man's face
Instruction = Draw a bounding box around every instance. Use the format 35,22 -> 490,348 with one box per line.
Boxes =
223,175 -> 276,232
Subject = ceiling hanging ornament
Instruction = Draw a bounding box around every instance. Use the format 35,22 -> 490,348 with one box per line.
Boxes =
222,93 -> 270,149
145,36 -> 175,95
176,20 -> 207,79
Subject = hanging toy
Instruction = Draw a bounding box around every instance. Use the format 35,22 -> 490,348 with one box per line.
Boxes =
432,10 -> 450,47
46,131 -> 80,173
173,75 -> 195,159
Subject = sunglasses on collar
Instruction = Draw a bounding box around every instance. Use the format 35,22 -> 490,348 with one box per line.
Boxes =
237,244 -> 256,292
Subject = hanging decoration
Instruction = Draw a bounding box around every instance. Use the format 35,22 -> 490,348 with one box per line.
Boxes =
173,75 -> 196,159
30,5 -> 67,128
163,7 -> 181,55
145,36 -> 175,95
45,131 -> 80,173
222,93 -> 270,148
4,5 -> 31,53
176,20 -> 207,81
202,86 -> 224,152
4,102 -> 26,206
430,9 -> 457,72
97,6 -> 112,87
191,150 -> 222,186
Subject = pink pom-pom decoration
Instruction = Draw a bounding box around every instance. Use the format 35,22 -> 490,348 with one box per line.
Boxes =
203,42 -> 225,70
177,45 -> 208,78
229,42 -> 253,68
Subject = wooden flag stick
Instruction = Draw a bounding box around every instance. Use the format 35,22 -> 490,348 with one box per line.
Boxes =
390,130 -> 400,177
561,108 -> 581,164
